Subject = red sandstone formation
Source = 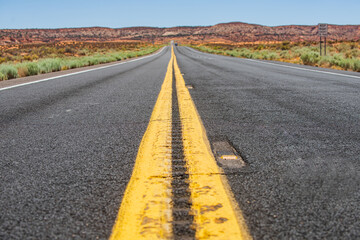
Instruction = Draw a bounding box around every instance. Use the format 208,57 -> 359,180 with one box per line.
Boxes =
1,22 -> 359,45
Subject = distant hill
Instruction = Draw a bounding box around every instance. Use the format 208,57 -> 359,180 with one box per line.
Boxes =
1,22 -> 359,45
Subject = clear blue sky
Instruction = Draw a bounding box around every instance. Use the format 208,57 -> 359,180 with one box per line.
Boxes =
0,0 -> 359,29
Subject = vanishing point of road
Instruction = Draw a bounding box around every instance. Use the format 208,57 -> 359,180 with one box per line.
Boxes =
1,45 -> 359,239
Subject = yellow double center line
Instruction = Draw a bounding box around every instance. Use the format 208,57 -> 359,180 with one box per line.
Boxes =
109,47 -> 251,240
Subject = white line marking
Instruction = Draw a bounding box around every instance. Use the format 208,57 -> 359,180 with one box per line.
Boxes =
186,47 -> 360,80
0,47 -> 167,92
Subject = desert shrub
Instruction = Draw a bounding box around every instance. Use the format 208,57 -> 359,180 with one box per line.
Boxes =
260,50 -> 270,60
353,59 -> 360,72
57,48 -> 66,55
26,62 -> 39,76
301,51 -> 320,65
281,41 -> 291,50
38,58 -> 62,73
125,52 -> 136,59
258,50 -> 278,60
0,65 -> 18,79
252,52 -> 262,59
78,58 -> 91,67
318,56 -> 333,68
345,49 -> 360,58
328,54 -> 346,68
336,43 -> 351,52
0,72 -> 6,81
292,47 -> 304,57
318,55 -> 360,71
237,48 -> 253,58
256,44 -> 265,50
349,42 -> 357,50
95,55 -> 109,64
78,49 -> 88,56
338,58 -> 352,70
280,50 -> 291,59
17,65 -> 29,77
225,50 -> 236,57
23,55 -> 33,61
0,45 -> 160,80
191,42 -> 359,72
61,65 -> 69,71
86,57 -> 99,66
66,60 -> 80,69
64,46 -> 75,54
309,46 -> 319,52
111,53 -> 123,61
268,52 -> 279,60
23,54 -> 39,61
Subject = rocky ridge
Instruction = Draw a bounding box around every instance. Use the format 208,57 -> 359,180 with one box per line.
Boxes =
1,22 -> 359,45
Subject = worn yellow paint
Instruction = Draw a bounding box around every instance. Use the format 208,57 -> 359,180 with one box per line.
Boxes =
173,51 -> 252,239
220,155 -> 239,160
110,46 -> 251,239
109,51 -> 174,240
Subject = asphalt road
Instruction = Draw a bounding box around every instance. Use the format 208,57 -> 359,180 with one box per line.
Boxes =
0,47 -> 171,239
1,45 -> 360,239
174,46 -> 360,239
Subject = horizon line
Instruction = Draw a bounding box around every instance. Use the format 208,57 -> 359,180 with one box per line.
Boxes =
1,21 -> 359,30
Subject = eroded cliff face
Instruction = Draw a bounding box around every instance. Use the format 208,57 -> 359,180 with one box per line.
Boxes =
1,22 -> 359,45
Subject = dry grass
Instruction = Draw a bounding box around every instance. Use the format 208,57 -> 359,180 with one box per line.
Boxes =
0,42 -> 162,80
190,41 -> 360,72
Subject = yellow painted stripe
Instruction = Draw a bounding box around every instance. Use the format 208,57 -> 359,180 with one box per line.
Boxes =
110,46 -> 251,239
173,51 -> 252,239
109,52 -> 174,240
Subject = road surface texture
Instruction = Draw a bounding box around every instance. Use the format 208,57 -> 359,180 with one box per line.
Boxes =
174,46 -> 360,239
1,45 -> 359,239
0,48 -> 170,239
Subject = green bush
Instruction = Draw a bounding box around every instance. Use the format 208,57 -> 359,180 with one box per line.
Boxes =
336,43 -> 351,52
38,58 -> 62,73
318,56 -> 332,67
281,41 -> 291,50
238,48 -> 253,58
69,60 -> 79,69
26,62 -> 40,76
338,58 -> 352,70
268,52 -> 279,60
256,44 -> 265,50
111,53 -> 123,61
16,64 -> 29,77
353,60 -> 360,72
0,65 -> 18,79
345,49 -> 360,58
0,45 -> 160,80
191,43 -> 360,72
280,50 -> 292,59
225,50 -> 236,57
301,51 -> 320,65
317,55 -> 360,72
0,71 -> 6,80
260,50 -> 270,60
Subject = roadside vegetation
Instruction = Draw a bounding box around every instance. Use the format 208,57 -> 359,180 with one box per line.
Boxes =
0,42 -> 161,80
190,41 -> 360,72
